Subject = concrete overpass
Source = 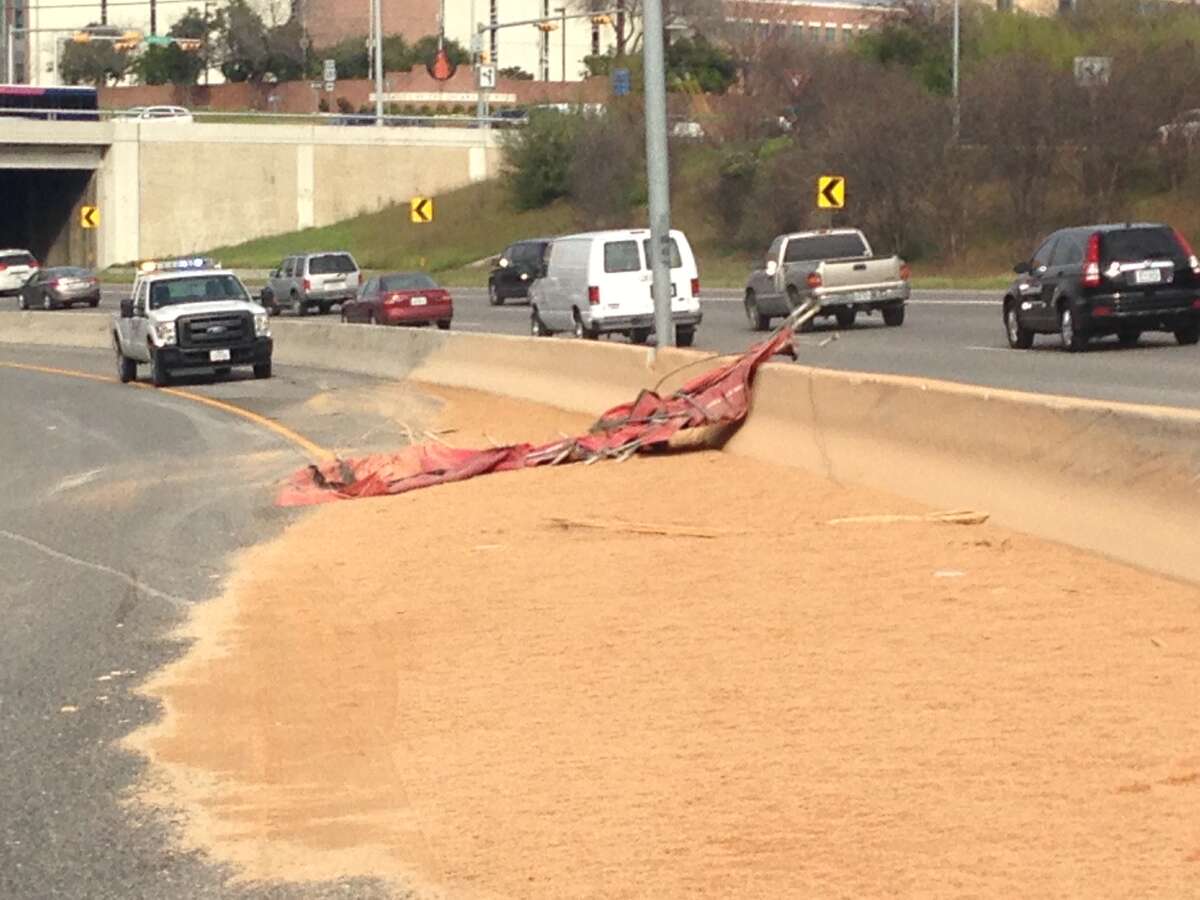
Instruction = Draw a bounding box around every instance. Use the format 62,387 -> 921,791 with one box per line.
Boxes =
0,121 -> 502,268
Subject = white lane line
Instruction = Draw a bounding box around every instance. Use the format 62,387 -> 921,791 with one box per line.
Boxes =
0,529 -> 188,609
698,296 -> 996,306
966,345 -> 1010,352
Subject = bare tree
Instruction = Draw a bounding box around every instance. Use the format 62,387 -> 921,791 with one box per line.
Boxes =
963,55 -> 1074,242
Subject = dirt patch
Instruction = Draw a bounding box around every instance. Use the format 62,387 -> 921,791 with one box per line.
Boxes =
128,389 -> 1200,899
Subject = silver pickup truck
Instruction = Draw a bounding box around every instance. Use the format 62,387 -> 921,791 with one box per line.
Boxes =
743,228 -> 910,331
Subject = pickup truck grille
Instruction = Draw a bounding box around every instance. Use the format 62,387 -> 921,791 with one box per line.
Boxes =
177,312 -> 252,348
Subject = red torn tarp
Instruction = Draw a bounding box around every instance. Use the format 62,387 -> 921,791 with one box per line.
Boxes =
277,322 -> 799,507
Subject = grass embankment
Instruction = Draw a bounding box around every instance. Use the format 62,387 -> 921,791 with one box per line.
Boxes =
200,178 -> 1014,290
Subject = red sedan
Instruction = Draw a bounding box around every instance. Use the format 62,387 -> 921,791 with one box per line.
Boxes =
341,272 -> 452,329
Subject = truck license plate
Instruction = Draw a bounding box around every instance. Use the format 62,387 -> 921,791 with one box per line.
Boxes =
410,296 -> 427,306
1134,268 -> 1162,284
210,349 -> 231,362
852,290 -> 873,303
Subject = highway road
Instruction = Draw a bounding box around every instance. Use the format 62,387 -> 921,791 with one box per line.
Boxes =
0,346 -> 421,899
28,283 -> 1200,409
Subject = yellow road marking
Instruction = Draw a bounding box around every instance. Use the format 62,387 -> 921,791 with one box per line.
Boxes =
0,361 -> 332,462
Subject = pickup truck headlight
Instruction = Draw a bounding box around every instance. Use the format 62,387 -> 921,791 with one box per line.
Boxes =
254,313 -> 271,337
152,321 -> 177,345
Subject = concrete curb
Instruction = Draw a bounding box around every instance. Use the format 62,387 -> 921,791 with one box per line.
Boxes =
3,311 -> 1198,584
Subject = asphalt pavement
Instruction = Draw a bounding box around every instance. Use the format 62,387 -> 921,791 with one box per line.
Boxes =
0,346 -> 422,900
71,283 -> 1200,409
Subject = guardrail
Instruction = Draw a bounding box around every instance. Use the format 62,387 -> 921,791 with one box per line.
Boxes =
1,311 -> 1197,585
0,106 -> 529,128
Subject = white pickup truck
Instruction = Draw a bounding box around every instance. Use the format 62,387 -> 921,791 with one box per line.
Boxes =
112,260 -> 272,387
743,228 -> 910,331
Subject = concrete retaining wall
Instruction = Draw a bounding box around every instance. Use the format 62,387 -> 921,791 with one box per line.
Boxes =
3,311 -> 1198,584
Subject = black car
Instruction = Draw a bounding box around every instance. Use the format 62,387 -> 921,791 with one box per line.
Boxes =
488,238 -> 550,306
19,266 -> 100,310
1004,223 -> 1200,351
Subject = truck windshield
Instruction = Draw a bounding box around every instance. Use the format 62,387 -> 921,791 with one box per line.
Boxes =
148,275 -> 249,308
784,233 -> 868,262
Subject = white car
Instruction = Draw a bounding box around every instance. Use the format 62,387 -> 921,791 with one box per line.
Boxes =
117,105 -> 194,124
0,249 -> 39,296
529,228 -> 703,346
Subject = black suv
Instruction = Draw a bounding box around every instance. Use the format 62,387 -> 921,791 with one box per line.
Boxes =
1003,223 -> 1200,351
488,238 -> 550,306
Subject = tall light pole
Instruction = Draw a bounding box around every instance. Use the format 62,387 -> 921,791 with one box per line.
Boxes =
372,0 -> 384,125
554,5 -> 565,81
952,0 -> 960,140
642,0 -> 673,349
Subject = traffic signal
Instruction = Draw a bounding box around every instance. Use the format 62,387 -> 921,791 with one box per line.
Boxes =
590,14 -> 612,25
71,31 -> 93,43
479,49 -> 491,64
114,31 -> 142,51
534,21 -> 558,32
173,38 -> 202,51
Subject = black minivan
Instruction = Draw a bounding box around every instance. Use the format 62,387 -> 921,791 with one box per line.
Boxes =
1003,223 -> 1200,351
488,238 -> 551,306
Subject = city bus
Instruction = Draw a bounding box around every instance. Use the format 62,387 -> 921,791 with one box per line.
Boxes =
0,84 -> 100,120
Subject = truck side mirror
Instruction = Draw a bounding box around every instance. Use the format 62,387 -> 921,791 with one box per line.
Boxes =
765,260 -> 778,277
1013,261 -> 1031,275
120,298 -> 134,318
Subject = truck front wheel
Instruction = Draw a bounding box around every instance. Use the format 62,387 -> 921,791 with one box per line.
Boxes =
150,349 -> 170,387
114,339 -> 136,383
254,361 -> 273,379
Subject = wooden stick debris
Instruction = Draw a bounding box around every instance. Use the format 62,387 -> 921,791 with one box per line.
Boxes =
826,510 -> 989,526
544,516 -> 735,539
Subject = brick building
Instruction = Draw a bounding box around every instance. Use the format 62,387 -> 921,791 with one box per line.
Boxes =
297,0 -> 440,49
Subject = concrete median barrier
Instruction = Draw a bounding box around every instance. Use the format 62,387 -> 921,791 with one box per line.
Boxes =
0,311 -> 111,350
3,311 -> 1197,583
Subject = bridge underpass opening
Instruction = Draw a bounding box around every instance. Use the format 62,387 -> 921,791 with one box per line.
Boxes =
0,169 -> 96,268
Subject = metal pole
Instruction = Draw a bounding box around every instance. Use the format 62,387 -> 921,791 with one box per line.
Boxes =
559,6 -> 565,81
372,0 -> 383,125
952,0 -> 960,140
642,0 -> 673,350
1,0 -> 8,84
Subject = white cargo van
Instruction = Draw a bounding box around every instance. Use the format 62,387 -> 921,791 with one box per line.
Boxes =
529,228 -> 703,346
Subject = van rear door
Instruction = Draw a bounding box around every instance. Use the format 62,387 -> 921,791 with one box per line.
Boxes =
595,239 -> 653,318
642,235 -> 699,311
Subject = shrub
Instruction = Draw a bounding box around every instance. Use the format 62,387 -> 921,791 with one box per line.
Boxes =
502,110 -> 583,210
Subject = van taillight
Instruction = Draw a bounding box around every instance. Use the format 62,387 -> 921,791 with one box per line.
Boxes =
303,278 -> 311,292
588,285 -> 600,305
0,264 -> 7,272
1173,227 -> 1200,276
900,262 -> 912,281
806,271 -> 823,290
690,277 -> 700,297
1081,232 -> 1102,288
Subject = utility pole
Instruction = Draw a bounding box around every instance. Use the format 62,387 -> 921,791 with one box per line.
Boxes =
642,0 -> 673,350
372,0 -> 383,125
